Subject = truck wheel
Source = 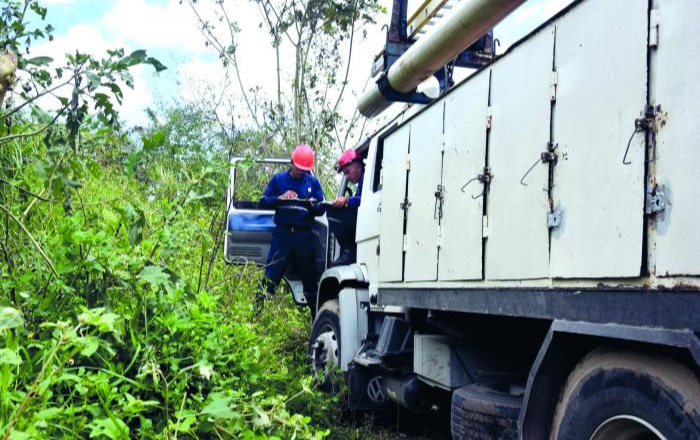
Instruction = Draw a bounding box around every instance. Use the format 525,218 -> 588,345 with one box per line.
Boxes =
451,384 -> 521,440
309,299 -> 341,391
550,347 -> 700,440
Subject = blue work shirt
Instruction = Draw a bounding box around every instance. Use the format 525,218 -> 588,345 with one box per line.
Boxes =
260,169 -> 325,228
348,172 -> 364,208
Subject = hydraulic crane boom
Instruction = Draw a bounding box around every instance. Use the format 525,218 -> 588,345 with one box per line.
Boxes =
359,0 -> 529,117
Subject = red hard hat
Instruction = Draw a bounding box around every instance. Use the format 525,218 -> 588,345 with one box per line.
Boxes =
291,144 -> 314,171
335,149 -> 360,172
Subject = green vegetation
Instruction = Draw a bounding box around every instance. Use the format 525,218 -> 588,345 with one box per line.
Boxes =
0,1 -> 391,439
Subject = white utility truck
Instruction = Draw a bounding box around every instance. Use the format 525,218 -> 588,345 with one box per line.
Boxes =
226,0 -> 700,438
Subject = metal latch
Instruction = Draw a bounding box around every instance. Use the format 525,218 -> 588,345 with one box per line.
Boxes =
521,143 -> 558,186
547,204 -> 563,229
645,185 -> 667,215
434,184 -> 445,220
461,167 -> 492,200
623,105 -> 662,165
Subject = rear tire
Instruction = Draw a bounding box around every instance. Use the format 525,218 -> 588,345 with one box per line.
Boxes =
451,384 -> 522,440
550,347 -> 700,440
309,299 -> 341,391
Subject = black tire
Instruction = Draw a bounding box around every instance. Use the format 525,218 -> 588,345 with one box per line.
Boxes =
451,384 -> 522,440
309,299 -> 341,391
550,347 -> 700,440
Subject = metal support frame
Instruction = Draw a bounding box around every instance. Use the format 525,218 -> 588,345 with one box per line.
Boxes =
374,0 -> 496,105
378,287 -> 700,332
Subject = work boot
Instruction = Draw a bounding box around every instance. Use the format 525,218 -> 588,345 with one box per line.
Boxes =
330,248 -> 355,267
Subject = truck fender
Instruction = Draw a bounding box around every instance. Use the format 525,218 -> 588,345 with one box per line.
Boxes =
316,264 -> 368,311
519,320 -> 700,440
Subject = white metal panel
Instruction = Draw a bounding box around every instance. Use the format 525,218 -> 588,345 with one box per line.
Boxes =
339,288 -> 369,371
378,124 -> 411,282
438,72 -> 490,281
550,0 -> 648,278
404,103 -> 445,282
486,29 -> 553,280
653,0 -> 700,276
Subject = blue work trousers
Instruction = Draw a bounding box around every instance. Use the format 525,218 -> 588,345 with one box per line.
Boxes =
327,206 -> 358,251
260,226 -> 317,303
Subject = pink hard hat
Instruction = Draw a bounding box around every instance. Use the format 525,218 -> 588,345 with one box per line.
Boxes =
291,144 -> 314,171
335,149 -> 361,172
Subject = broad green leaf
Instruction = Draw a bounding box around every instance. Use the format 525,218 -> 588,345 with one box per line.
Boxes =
138,266 -> 170,287
0,307 -> 24,330
78,309 -> 119,333
8,431 -> 31,440
124,149 -> 144,175
141,131 -> 165,151
27,56 -> 53,66
88,417 -> 129,440
201,394 -> 238,419
145,56 -> 167,73
253,405 -> 271,427
79,336 -> 99,357
0,348 -> 21,366
35,407 -> 62,420
127,49 -> 147,62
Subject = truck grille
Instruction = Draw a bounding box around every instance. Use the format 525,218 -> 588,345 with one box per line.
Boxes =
228,246 -> 262,260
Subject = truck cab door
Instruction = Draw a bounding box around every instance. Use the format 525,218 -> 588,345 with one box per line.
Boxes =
224,158 -> 329,305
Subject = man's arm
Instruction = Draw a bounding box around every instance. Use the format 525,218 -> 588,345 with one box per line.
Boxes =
347,173 -> 364,208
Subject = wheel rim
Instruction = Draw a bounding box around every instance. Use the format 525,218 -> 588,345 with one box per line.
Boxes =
591,415 -> 668,440
310,323 -> 339,380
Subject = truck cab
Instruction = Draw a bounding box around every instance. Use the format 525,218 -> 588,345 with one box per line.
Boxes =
224,157 -> 332,306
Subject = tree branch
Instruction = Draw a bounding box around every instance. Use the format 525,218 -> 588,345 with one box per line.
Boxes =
0,203 -> 59,277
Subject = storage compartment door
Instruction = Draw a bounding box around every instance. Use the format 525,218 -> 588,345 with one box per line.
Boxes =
378,124 -> 411,282
653,0 -> 700,276
439,73 -> 490,281
486,29 -> 554,280
404,104 -> 445,282
550,0 -> 648,278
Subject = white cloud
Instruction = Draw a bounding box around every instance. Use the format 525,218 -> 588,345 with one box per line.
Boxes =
102,0 -> 206,54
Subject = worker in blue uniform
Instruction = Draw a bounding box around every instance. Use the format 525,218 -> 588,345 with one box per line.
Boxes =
328,149 -> 364,267
257,144 -> 325,314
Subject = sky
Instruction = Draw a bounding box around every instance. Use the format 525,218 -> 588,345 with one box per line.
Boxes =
31,0 -> 575,131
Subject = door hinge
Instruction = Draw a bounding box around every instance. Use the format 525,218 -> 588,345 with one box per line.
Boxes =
649,8 -> 660,48
486,107 -> 493,129
437,229 -> 443,248
402,235 -> 409,252
550,71 -> 558,101
440,133 -> 446,152
645,184 -> 667,215
482,215 -> 489,238
400,198 -> 411,212
547,203 -> 563,229
405,154 -> 411,170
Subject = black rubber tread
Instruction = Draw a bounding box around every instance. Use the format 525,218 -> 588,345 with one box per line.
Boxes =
549,347 -> 700,440
308,299 -> 341,391
451,384 -> 522,440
